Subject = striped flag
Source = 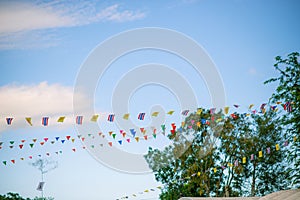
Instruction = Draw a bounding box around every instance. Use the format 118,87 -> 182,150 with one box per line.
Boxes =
76,116 -> 83,125
138,113 -> 145,120
42,117 -> 49,126
6,117 -> 13,125
181,110 -> 189,116
107,114 -> 115,122
284,101 -> 292,112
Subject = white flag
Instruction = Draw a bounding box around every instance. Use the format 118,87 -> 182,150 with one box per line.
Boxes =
36,182 -> 45,191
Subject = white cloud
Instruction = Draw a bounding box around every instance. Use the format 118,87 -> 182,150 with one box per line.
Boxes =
0,1 -> 74,34
0,1 -> 146,49
0,82 -> 90,131
0,82 -> 73,116
94,4 -> 146,22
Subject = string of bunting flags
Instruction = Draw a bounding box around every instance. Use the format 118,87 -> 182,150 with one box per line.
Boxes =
1,127 -> 297,167
1,101 -> 296,167
0,102 -> 297,200
2,102 -> 293,126
116,186 -> 163,200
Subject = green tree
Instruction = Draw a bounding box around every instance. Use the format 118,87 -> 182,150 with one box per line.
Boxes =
0,193 -> 30,200
245,110 -> 288,196
145,109 -> 229,199
145,108 -> 288,199
264,52 -> 300,188
218,112 -> 251,197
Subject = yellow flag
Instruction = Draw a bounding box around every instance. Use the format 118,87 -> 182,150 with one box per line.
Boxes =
216,118 -> 222,122
259,151 -> 263,158
197,172 -> 201,176
123,113 -> 129,120
275,144 -> 280,151
261,108 -> 266,114
167,110 -> 174,115
151,112 -> 159,117
25,117 -> 33,126
71,138 -> 75,143
294,137 -> 297,142
196,108 -> 202,115
246,113 -> 251,116
213,168 -> 217,173
135,137 -> 139,142
242,157 -> 246,164
157,186 -> 162,190
57,116 -> 65,122
249,104 -> 254,110
90,115 -> 99,122
144,189 -> 149,193
197,121 -> 201,127
276,101 -> 282,104
228,162 -> 233,167
224,106 -> 229,114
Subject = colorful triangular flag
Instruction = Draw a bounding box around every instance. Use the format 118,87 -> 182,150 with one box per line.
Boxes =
167,110 -> 174,115
224,106 -> 229,114
151,112 -> 159,117
123,113 -> 130,120
25,117 -> 33,126
90,114 -> 99,122
57,116 -> 65,122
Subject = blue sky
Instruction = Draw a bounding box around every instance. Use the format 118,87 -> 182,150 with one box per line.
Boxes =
0,0 -> 299,199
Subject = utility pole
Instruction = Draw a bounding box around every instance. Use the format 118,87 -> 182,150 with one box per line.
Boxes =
31,158 -> 57,199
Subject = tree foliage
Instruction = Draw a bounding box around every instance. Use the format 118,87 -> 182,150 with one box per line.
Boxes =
145,52 -> 299,199
145,108 -> 287,199
0,193 -> 53,200
264,52 -> 300,188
